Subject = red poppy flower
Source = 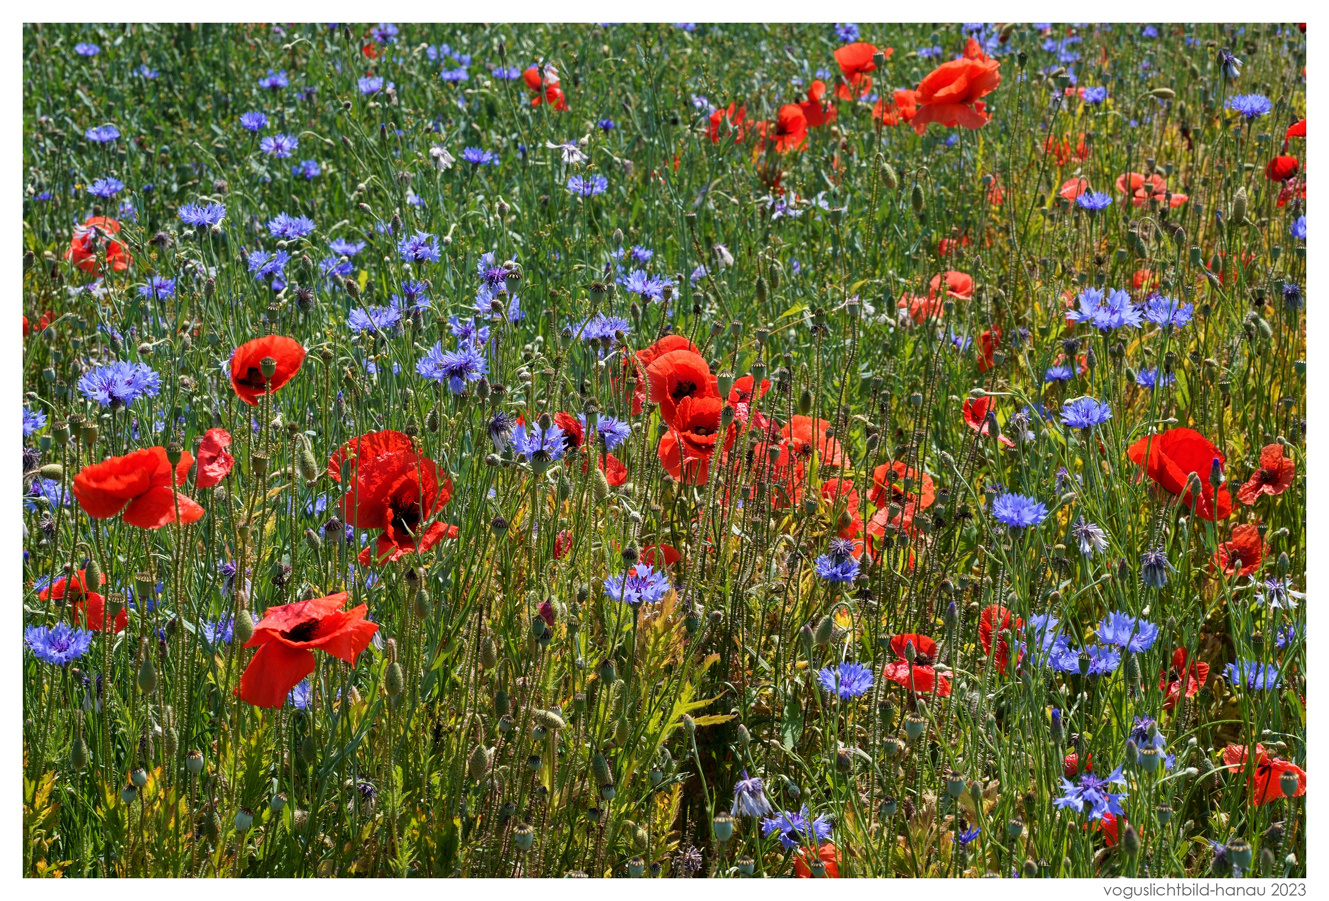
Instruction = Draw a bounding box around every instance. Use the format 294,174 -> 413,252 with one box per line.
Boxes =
65,216 -> 133,273
1097,813 -> 1138,848
979,604 -> 1023,674
1237,444 -> 1296,505
657,395 -> 729,484
962,396 -> 1015,448
195,428 -> 235,489
361,42 -> 377,59
780,415 -> 847,470
623,335 -> 700,415
237,592 -> 378,709
1266,155 -> 1300,182
765,104 -> 809,152
793,842 -> 842,878
39,570 -> 127,633
820,478 -> 863,538
1115,171 -> 1188,207
834,42 -> 883,99
937,233 -> 971,256
963,36 -> 989,61
874,88 -> 917,125
641,543 -> 681,567
883,633 -> 951,696
977,327 -> 1001,372
1127,428 -> 1233,521
1132,269 -> 1161,292
1285,118 -> 1306,144
1059,176 -> 1091,201
328,430 -> 457,565
708,102 -> 748,143
1214,522 -> 1264,578
911,57 -> 1001,135
800,80 -> 838,128
928,270 -> 973,300
73,446 -> 204,529
646,348 -> 719,424
1223,744 -> 1307,805
1064,751 -> 1093,779
868,461 -> 936,511
522,65 -> 567,110
1276,176 -> 1306,208
1160,648 -> 1209,710
896,293 -> 944,325
230,335 -> 307,406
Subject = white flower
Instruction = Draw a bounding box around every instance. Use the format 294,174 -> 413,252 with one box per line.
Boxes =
429,146 -> 455,171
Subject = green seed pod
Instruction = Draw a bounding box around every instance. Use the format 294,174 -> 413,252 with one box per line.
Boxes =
426,406 -> 440,433
137,646 -> 158,694
556,472 -> 573,501
598,660 -> 616,684
70,736 -> 88,770
755,275 -> 768,305
233,610 -> 255,645
613,715 -> 630,745
881,161 -> 899,191
592,753 -> 613,786
234,808 -> 254,833
468,744 -> 492,780
203,809 -> 221,842
300,735 -> 317,764
83,555 -> 103,593
39,463 -> 64,481
163,726 -> 178,759
494,689 -> 510,717
798,388 -> 813,416
768,259 -> 781,292
304,527 -> 323,552
385,661 -> 404,698
186,749 -> 204,774
1149,87 -> 1176,100
513,822 -> 535,852
633,825 -> 650,850
414,588 -> 432,619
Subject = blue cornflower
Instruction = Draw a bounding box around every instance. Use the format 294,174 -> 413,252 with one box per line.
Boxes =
814,552 -> 860,583
26,478 -> 69,511
690,264 -> 709,282
1061,396 -> 1112,430
1139,547 -> 1173,589
1255,577 -> 1304,610
448,316 -> 490,347
1283,283 -> 1303,311
673,23 -> 697,31
358,75 -> 387,94
22,406 -> 48,437
1274,624 -> 1303,650
135,64 -> 158,79
260,133 -> 299,157
397,231 -> 440,263
577,312 -> 630,341
77,361 -> 161,408
348,301 -> 403,334
371,23 -> 398,43
400,279 -> 429,304
1076,191 -> 1113,211
957,825 -> 981,847
1134,368 -> 1175,390
584,414 -> 631,451
1053,767 -> 1128,821
25,622 -> 94,665
487,410 -> 517,453
1218,49 -> 1242,79
138,275 -> 176,299
1070,517 -> 1108,556
417,342 -> 488,394
619,269 -> 672,301
1081,86 -> 1108,104
258,69 -> 289,90
292,159 -> 321,180
834,23 -> 860,42
1142,25 -> 1158,37
1044,364 -> 1076,382
1067,287 -> 1141,331
1128,716 -> 1167,752
817,661 -> 875,699
461,147 -> 496,166
731,771 -> 774,818
85,124 -> 120,143
200,618 -> 234,646
320,256 -> 353,280
239,111 -> 269,132
567,174 -> 608,196
248,249 -> 291,285
1225,659 -> 1281,690
491,65 -> 522,80
603,564 -> 672,605
597,118 -> 616,132
628,245 -> 653,263
1097,612 -> 1159,653
440,66 -> 469,82
74,42 -> 100,57
991,493 -> 1048,529
268,212 -> 316,240
761,806 -> 833,851
1291,216 -> 1306,240
88,177 -> 124,198
288,679 -> 313,710
1142,295 -> 1194,328
510,421 -> 567,461
1226,93 -> 1273,119
178,201 -> 226,228
329,238 -> 365,257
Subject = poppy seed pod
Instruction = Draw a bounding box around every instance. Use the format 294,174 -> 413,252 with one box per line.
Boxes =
513,822 -> 535,851
533,709 -> 566,731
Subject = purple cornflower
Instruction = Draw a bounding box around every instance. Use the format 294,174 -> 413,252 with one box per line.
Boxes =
1054,767 -> 1127,821
292,159 -> 321,180
567,174 -> 608,196
329,238 -> 365,257
268,212 -> 316,239
461,147 -> 496,166
260,133 -> 299,158
603,564 -> 671,605
1140,547 -> 1172,588
23,406 -> 48,437
417,342 -> 487,393
347,302 -> 403,334
85,124 -> 120,143
487,410 -> 517,453
88,177 -> 124,198
239,111 -> 268,132
731,771 -> 774,818
510,421 -> 567,461
761,806 -> 832,850
1255,577 -> 1304,610
397,231 -> 440,263
74,42 -> 100,57
1061,396 -> 1112,430
138,275 -> 176,300
817,661 -> 874,699
597,118 -> 616,132
178,201 -> 226,228
1142,295 -> 1194,329
25,622 -> 94,665
77,361 -> 161,408
1097,612 -> 1159,653
577,313 -> 630,341
834,23 -> 860,42
1076,191 -> 1113,211
1070,517 -> 1108,556
991,493 -> 1048,529
258,69 -> 289,90
1225,659 -> 1281,690
1226,93 -> 1273,119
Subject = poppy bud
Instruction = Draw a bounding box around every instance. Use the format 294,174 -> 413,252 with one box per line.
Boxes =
468,744 -> 492,780
1121,822 -> 1140,856
233,610 -> 255,645
755,275 -> 768,304
798,389 -> 813,415
137,645 -> 157,694
70,735 -> 88,770
385,661 -> 404,698
814,614 -> 835,647
533,709 -> 566,731
911,183 -> 925,216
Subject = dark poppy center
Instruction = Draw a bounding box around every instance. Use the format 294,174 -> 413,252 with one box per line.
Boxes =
236,365 -> 268,388
282,619 -> 321,642
671,380 -> 698,402
389,500 -> 421,539
914,653 -> 935,667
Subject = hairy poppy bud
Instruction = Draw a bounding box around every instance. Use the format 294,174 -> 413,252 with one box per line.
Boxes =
385,661 -> 404,698
468,744 -> 492,780
137,644 -> 157,694
1232,186 -> 1248,224
233,610 -> 255,645
755,275 -> 768,304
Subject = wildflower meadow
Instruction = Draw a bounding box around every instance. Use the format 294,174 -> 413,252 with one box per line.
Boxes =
20,21 -> 1308,880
